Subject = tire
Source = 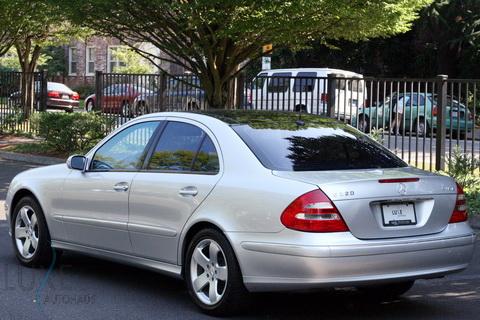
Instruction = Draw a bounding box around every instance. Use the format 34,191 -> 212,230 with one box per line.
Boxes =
65,108 -> 73,113
357,280 -> 415,301
452,130 -> 466,140
187,99 -> 201,111
11,196 -> 54,268
357,115 -> 370,133
121,102 -> 131,117
86,100 -> 94,112
136,102 -> 149,116
185,228 -> 247,316
294,104 -> 307,113
414,118 -> 429,137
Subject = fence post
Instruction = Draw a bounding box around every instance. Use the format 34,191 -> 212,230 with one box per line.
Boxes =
235,73 -> 245,110
95,70 -> 103,111
158,72 -> 167,111
40,70 -> 48,112
435,74 -> 448,171
327,73 -> 338,118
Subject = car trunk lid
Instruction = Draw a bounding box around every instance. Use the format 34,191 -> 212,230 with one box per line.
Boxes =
273,167 -> 458,239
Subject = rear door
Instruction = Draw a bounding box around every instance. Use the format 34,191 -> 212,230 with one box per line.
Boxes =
128,118 -> 222,264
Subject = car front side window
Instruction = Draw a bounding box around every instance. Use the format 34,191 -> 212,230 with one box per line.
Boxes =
91,121 -> 159,171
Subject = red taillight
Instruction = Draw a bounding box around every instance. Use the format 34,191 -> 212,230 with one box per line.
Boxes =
379,178 -> 419,183
321,93 -> 328,103
432,106 -> 438,116
72,92 -> 80,100
449,183 -> 468,223
281,189 -> 349,232
48,91 -> 61,98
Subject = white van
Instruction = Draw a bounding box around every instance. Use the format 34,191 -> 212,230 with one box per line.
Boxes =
250,68 -> 365,119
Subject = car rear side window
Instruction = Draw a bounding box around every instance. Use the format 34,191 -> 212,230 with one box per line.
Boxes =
233,124 -> 407,171
267,73 -> 291,93
147,122 -> 219,173
293,72 -> 316,92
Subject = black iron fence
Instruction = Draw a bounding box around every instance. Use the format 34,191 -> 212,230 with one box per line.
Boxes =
246,74 -> 479,171
0,71 -> 47,133
1,70 -> 479,172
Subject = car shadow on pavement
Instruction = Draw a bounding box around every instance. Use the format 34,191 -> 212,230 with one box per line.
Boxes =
48,251 -> 478,320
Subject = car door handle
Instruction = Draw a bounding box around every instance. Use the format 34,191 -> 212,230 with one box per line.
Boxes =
113,182 -> 129,192
179,186 -> 198,197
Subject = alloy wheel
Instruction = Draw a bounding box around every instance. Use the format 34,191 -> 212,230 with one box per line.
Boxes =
86,101 -> 94,112
189,239 -> 228,306
122,103 -> 131,117
15,206 -> 39,259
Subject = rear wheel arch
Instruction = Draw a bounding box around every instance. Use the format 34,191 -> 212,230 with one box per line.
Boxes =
180,221 -> 235,274
85,99 -> 95,111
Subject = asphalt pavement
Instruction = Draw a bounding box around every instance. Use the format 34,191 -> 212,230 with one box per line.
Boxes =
0,158 -> 479,320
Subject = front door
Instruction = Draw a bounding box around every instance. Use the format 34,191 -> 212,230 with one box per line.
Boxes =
128,119 -> 222,264
60,121 -> 160,253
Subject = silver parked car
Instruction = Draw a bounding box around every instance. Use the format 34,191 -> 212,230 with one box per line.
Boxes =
5,111 -> 476,315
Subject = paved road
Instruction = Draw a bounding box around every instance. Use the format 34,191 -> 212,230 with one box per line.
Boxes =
0,159 -> 479,320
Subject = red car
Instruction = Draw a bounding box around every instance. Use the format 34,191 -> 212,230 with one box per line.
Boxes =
85,84 -> 152,116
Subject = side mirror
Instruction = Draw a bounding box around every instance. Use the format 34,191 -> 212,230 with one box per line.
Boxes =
67,155 -> 87,171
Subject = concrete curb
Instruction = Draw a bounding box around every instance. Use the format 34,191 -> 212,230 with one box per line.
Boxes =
0,150 -> 64,165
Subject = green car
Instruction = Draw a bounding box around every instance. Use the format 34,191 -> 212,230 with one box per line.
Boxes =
352,92 -> 474,138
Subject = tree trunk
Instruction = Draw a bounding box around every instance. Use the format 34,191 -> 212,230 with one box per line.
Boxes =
15,39 -> 41,118
19,72 -> 34,118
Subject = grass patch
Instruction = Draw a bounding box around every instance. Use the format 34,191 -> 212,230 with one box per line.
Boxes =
5,142 -> 68,158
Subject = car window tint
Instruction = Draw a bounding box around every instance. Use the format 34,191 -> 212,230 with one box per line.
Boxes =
267,73 -> 291,93
233,124 -> 407,171
253,73 -> 267,90
293,72 -> 316,92
91,122 -> 159,171
48,82 -> 70,92
192,136 -> 219,173
147,122 -> 205,171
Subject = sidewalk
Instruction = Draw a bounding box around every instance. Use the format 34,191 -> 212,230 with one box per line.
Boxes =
0,134 -> 40,149
0,134 -> 64,165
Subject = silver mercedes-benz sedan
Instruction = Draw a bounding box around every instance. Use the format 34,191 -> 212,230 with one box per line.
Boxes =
5,111 -> 476,315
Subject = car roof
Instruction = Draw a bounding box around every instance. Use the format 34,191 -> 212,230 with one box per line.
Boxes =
139,110 -> 348,130
258,68 -> 363,78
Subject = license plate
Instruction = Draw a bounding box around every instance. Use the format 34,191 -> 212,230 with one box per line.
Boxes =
381,202 -> 416,227
62,95 -> 69,99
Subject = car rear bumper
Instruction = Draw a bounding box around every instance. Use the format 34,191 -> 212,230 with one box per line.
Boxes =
47,98 -> 79,109
226,222 -> 476,292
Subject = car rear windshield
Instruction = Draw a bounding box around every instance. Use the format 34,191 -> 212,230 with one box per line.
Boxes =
231,119 -> 407,171
48,82 -> 71,92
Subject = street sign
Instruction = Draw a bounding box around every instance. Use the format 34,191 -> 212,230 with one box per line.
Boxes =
261,56 -> 271,70
262,44 -> 273,53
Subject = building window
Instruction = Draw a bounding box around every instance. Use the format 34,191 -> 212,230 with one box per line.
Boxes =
107,46 -> 127,73
86,47 -> 96,75
68,47 -> 77,75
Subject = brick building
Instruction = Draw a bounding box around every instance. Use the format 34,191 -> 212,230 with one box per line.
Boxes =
60,36 -> 183,89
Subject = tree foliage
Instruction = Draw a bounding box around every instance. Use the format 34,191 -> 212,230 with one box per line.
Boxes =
0,0 -> 88,116
112,47 -> 156,74
267,0 -> 480,79
58,0 -> 432,108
